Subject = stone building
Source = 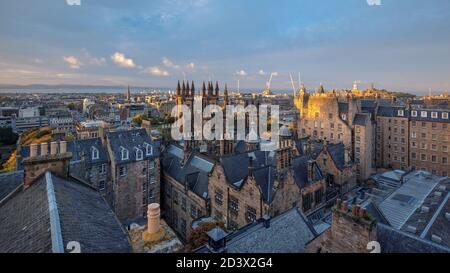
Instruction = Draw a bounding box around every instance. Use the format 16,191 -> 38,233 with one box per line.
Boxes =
161,144 -> 213,240
295,84 -> 374,181
409,108 -> 450,176
16,128 -> 161,223
375,105 -> 409,170
0,141 -> 132,253
105,128 -> 161,221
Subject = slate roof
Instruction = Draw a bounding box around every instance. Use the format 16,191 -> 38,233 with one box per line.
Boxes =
220,150 -> 277,204
0,171 -> 23,201
162,144 -> 214,199
292,155 -> 323,188
353,113 -> 369,126
17,137 -> 109,170
295,138 -> 323,157
377,223 -> 450,253
409,109 -> 450,123
326,143 -> 347,170
107,128 -> 160,164
338,102 -> 348,114
196,208 -> 317,253
0,172 -> 132,253
376,106 -> 407,117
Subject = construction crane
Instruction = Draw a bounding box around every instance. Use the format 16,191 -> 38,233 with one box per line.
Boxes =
289,73 -> 297,97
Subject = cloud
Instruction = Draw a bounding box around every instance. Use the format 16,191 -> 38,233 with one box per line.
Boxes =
235,69 -> 247,76
271,72 -> 279,77
111,52 -> 136,68
162,57 -> 180,69
162,57 -> 195,72
63,56 -> 81,69
258,69 -> 266,76
33,58 -> 44,64
366,0 -> 381,6
142,66 -> 169,77
66,0 -> 81,6
185,62 -> 195,71
81,48 -> 106,66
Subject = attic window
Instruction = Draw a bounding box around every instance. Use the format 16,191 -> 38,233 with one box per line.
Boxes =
397,110 -> 404,116
145,143 -> 153,156
91,147 -> 99,160
421,111 -> 427,118
121,147 -> 129,160
431,112 -> 438,119
443,112 -> 449,119
135,148 -> 143,161
341,114 -> 347,120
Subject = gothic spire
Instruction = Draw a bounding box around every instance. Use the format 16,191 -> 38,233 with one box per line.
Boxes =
215,81 -> 219,96
176,81 -> 181,96
318,83 -> 325,93
202,81 -> 206,97
185,80 -> 190,96
191,81 -> 195,96
182,81 -> 186,96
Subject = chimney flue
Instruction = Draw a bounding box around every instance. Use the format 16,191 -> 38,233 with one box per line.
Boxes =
147,203 -> 160,234
30,144 -> 38,157
41,142 -> 48,156
50,142 -> 58,155
60,141 -> 67,153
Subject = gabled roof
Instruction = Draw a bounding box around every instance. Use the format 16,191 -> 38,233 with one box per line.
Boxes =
196,208 -> 317,253
220,150 -> 277,204
107,128 -> 160,163
292,155 -> 323,188
162,145 -> 214,199
0,172 -> 131,253
0,171 -> 23,201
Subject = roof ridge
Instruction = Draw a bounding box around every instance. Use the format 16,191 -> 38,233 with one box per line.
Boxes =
45,171 -> 64,253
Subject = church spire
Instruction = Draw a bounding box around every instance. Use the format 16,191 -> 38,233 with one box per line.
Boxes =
224,83 -> 229,105
215,81 -> 220,96
318,83 -> 325,94
182,81 -> 186,97
176,80 -> 181,96
185,80 -> 190,96
202,81 -> 206,97
191,81 -> 195,96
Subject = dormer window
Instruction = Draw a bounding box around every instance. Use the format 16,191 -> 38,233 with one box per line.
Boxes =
397,110 -> 404,117
421,111 -> 427,118
91,147 -> 99,160
145,143 -> 153,156
443,112 -> 449,119
341,114 -> 347,121
121,147 -> 129,160
431,112 -> 438,119
135,148 -> 143,161
411,110 -> 417,117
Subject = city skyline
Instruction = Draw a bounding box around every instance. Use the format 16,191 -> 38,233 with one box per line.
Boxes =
1,0 -> 450,94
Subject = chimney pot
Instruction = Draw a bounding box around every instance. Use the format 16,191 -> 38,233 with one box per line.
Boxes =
60,141 -> 67,153
358,207 -> 366,218
30,144 -> 38,157
41,142 -> 48,156
352,205 -> 358,216
147,203 -> 160,234
341,201 -> 348,212
50,142 -> 58,155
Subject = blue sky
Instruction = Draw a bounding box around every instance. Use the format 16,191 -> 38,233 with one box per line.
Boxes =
0,0 -> 449,94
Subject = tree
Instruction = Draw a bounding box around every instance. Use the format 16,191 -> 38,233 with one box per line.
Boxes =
186,221 -> 225,252
0,127 -> 18,145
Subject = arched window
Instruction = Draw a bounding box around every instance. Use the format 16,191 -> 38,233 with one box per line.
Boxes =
91,147 -> 99,160
136,148 -> 143,161
121,147 -> 129,160
145,143 -> 153,156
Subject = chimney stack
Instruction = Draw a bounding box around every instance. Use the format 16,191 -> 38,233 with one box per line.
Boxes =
147,203 -> 160,234
41,142 -> 48,156
60,141 -> 67,153
30,143 -> 38,157
50,141 -> 58,155
307,160 -> 315,181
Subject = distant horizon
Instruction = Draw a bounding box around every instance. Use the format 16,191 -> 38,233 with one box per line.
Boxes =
0,82 -> 444,96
